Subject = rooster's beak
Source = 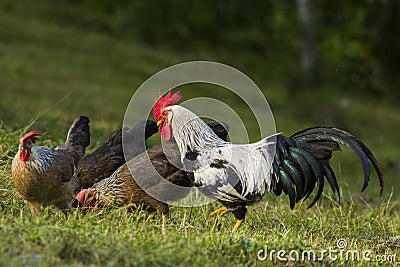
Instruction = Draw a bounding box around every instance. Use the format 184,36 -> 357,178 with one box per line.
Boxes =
157,120 -> 162,127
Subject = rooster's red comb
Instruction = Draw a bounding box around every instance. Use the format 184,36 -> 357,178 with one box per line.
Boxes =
20,131 -> 41,144
152,90 -> 181,120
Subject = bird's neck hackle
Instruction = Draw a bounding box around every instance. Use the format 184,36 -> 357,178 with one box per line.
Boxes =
15,146 -> 55,173
169,105 -> 226,156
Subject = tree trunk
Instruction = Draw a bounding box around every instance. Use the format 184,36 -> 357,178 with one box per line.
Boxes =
297,0 -> 318,87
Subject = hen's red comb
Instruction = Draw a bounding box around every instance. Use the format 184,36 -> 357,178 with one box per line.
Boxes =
152,90 -> 181,120
20,131 -> 41,144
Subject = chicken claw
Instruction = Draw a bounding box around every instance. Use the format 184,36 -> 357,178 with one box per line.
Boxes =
210,207 -> 230,217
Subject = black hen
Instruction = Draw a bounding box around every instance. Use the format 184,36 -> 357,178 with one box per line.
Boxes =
77,120 -> 158,189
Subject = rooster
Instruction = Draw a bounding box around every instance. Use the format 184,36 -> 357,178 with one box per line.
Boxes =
75,121 -> 229,235
12,116 -> 90,215
152,91 -> 384,233
77,120 -> 158,189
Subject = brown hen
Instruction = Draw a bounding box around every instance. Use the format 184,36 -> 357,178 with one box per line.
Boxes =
12,116 -> 90,215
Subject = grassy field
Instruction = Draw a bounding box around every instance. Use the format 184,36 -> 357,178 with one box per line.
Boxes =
0,4 -> 399,266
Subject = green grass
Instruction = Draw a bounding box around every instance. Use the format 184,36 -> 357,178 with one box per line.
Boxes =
0,3 -> 399,266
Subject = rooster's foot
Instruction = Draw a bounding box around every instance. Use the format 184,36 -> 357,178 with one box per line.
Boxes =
210,207 -> 230,217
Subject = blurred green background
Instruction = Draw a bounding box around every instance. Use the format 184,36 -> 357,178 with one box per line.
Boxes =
0,0 -> 399,199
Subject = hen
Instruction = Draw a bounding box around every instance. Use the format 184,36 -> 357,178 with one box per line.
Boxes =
153,91 -> 384,233
77,120 -> 158,189
75,121 -> 229,235
12,116 -> 90,215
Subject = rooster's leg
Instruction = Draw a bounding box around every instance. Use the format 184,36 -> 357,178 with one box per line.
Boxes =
231,219 -> 244,233
210,207 -> 230,217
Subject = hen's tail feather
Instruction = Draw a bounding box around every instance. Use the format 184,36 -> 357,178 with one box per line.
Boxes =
59,116 -> 90,160
65,116 -> 90,149
145,120 -> 159,140
290,126 -> 384,194
273,126 -> 383,209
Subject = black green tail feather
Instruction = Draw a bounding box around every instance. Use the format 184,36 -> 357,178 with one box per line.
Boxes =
272,127 -> 384,209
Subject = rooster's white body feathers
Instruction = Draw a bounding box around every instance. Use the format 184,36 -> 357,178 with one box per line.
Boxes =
167,105 -> 276,202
